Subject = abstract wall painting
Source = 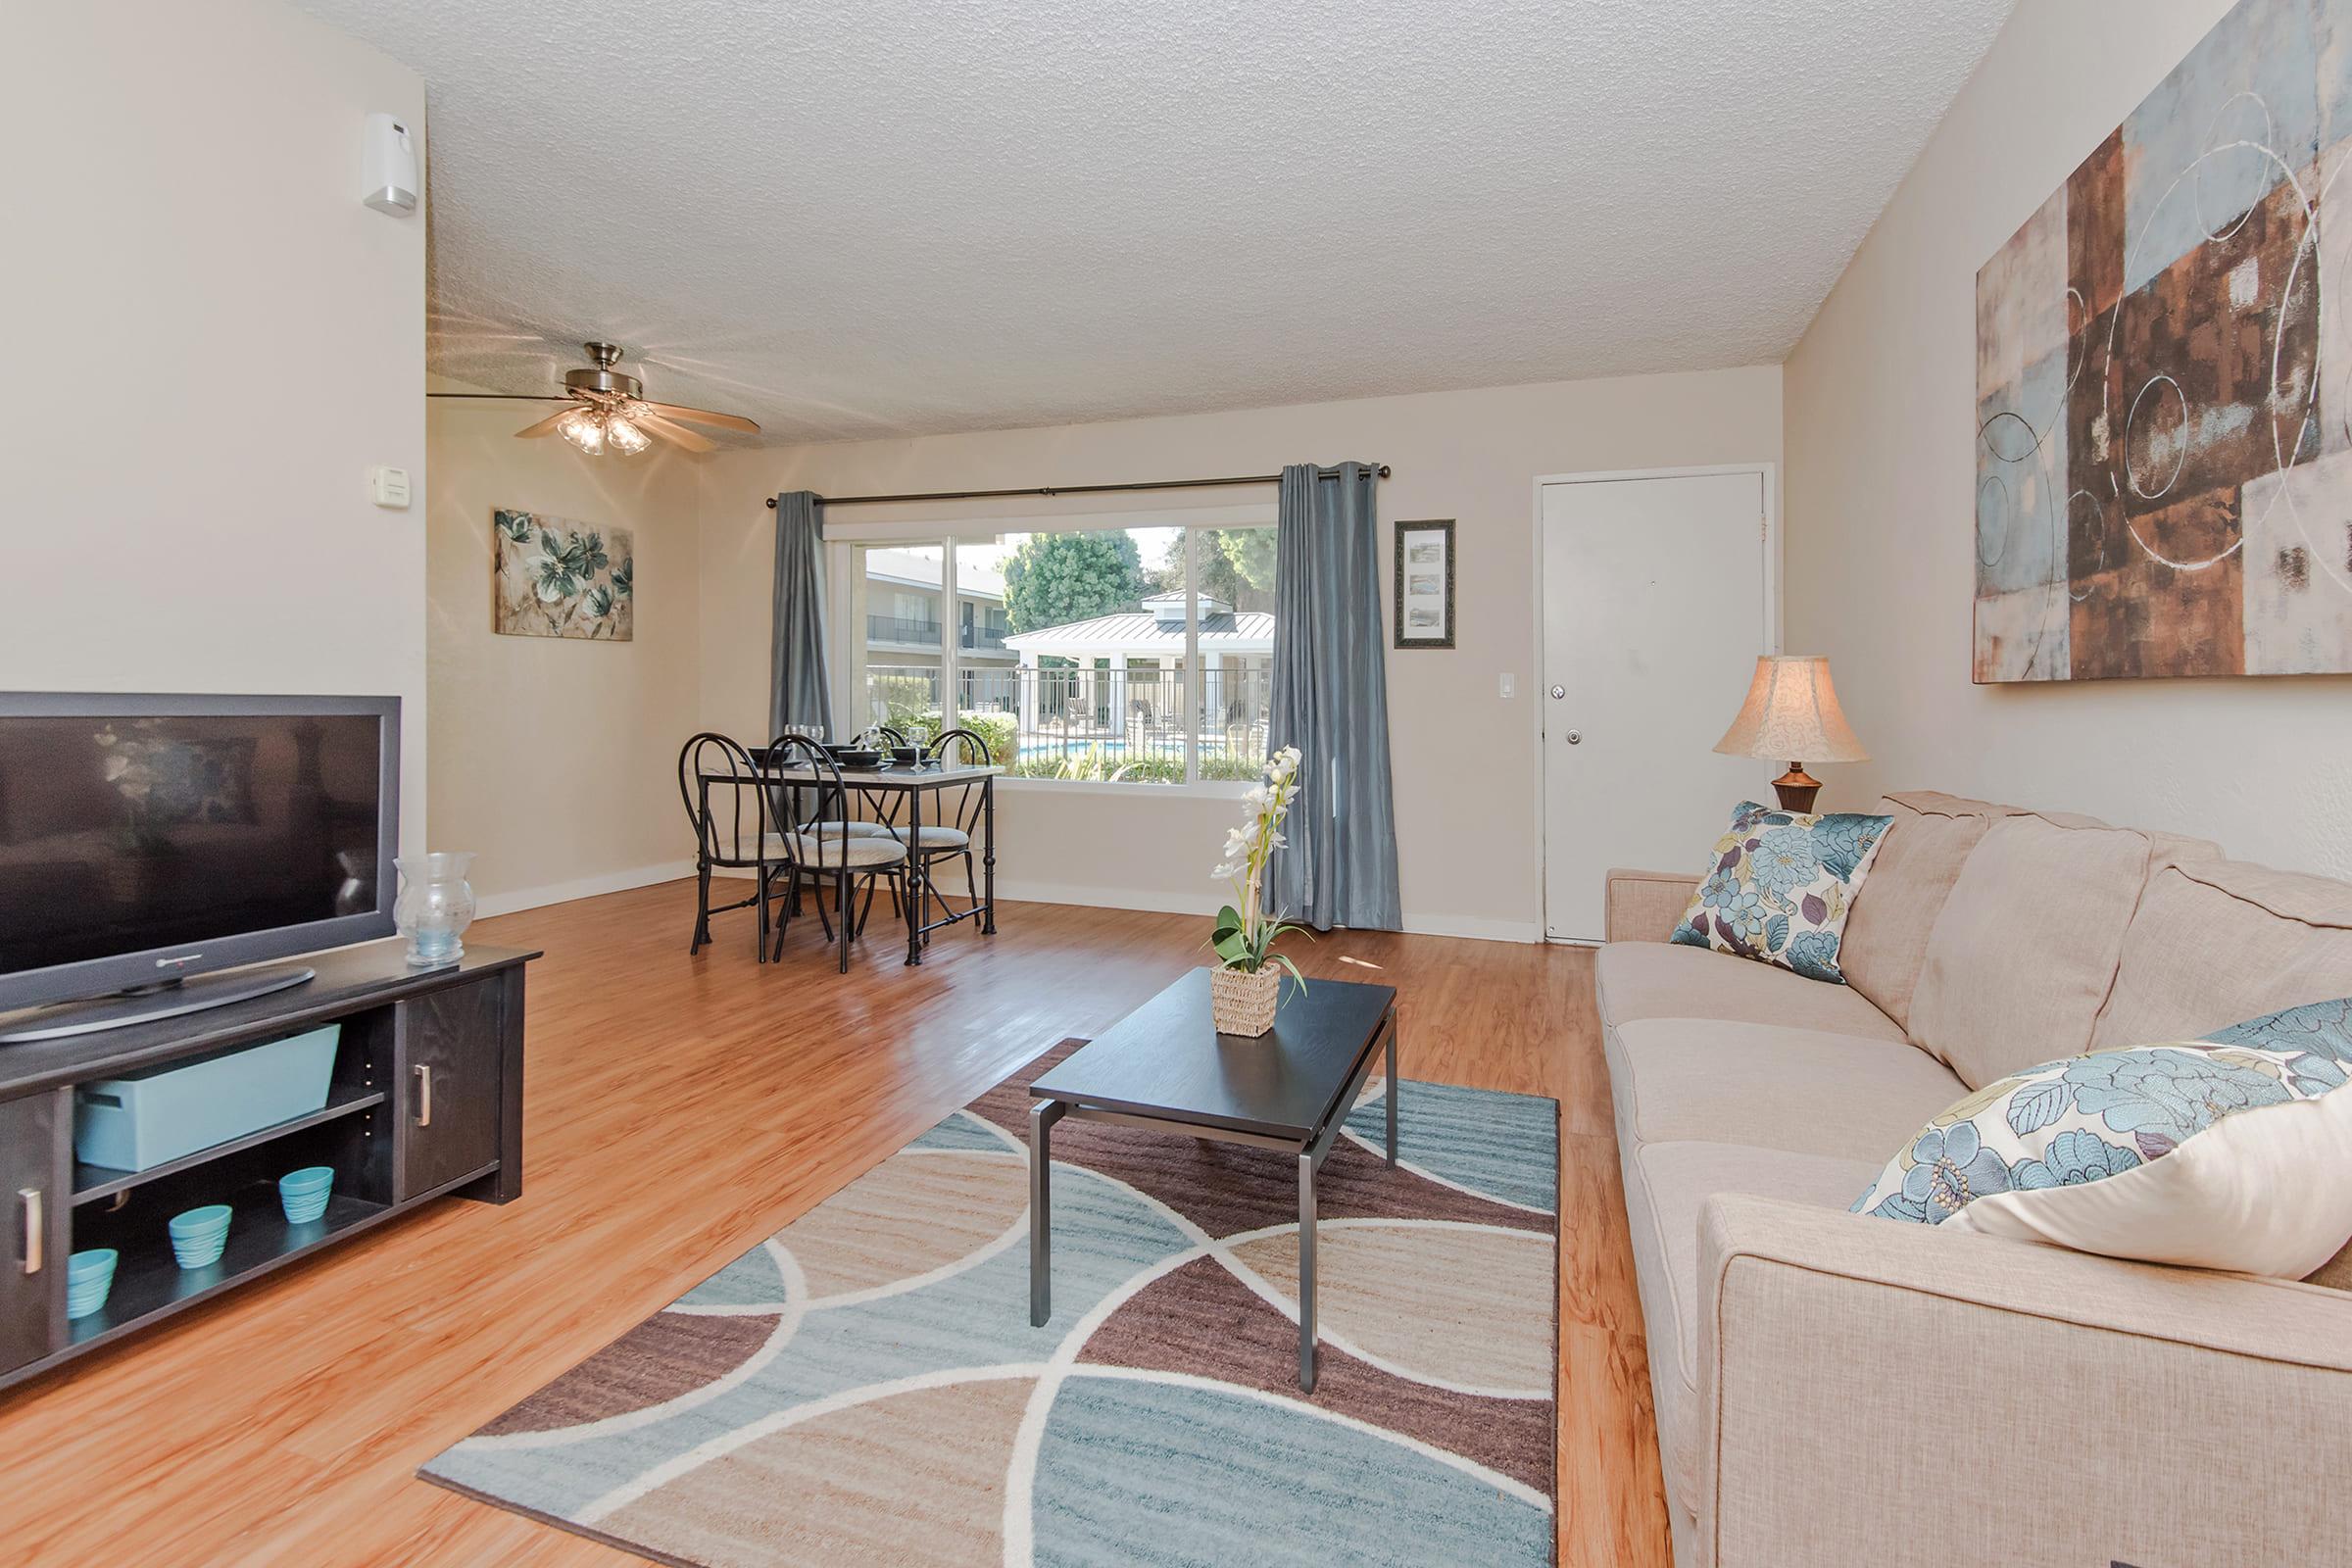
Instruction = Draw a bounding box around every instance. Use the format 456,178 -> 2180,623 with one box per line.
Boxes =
1975,0 -> 2352,681
492,509 -> 635,641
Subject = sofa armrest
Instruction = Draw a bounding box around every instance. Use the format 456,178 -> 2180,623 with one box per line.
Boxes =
1604,867 -> 1698,944
1696,1195 -> 2352,1568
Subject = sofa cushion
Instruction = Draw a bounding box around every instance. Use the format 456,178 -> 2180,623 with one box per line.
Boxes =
1838,796 -> 1996,1031
2092,858 -> 2352,1048
1878,788 -> 2026,819
1606,1019 -> 1966,1159
1905,814 -> 2154,1089
1594,941 -> 1906,1043
1619,1140 -> 1883,1511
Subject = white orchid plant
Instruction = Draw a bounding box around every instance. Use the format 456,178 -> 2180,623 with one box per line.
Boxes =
1209,746 -> 1308,986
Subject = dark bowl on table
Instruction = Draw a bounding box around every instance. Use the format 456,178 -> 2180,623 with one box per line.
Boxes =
888,745 -> 922,767
832,748 -> 882,769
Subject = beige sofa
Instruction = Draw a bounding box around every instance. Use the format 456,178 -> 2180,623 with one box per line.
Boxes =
1599,791 -> 2352,1567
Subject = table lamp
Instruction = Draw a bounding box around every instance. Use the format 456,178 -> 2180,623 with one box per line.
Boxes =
1712,655 -> 1867,813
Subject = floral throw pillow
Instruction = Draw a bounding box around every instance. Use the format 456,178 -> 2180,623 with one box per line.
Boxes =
1850,1006 -> 2352,1277
1669,801 -> 1891,984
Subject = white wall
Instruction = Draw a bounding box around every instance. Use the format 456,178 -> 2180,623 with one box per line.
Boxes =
1786,0 -> 2352,877
4,1 -> 429,851
697,368 -> 1783,939
426,394 -> 703,912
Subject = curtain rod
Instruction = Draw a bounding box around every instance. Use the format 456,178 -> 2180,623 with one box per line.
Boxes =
763,464 -> 1390,509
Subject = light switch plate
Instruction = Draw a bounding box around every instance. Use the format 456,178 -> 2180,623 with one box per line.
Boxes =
1499,672 -> 1515,698
368,466 -> 412,509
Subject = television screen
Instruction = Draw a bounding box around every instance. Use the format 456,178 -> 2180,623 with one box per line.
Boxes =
0,710 -> 387,977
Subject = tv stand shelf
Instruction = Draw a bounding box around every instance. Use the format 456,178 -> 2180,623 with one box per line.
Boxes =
69,1191 -> 392,1352
72,1084 -> 389,1206
0,940 -> 538,1395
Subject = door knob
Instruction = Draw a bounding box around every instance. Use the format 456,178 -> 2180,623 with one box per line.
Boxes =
1565,730 -> 1583,745
1549,685 -> 1566,700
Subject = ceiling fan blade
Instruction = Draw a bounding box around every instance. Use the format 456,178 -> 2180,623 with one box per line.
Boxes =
642,400 -> 760,434
514,409 -> 573,439
630,412 -> 717,453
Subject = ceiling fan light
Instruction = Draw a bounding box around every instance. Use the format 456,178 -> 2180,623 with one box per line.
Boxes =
557,407 -> 605,455
607,415 -> 651,456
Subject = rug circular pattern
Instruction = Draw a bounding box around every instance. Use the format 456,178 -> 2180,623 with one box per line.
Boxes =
423,1042 -> 1561,1565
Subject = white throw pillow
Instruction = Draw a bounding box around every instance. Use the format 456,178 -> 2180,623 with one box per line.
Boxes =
1851,1020 -> 2352,1278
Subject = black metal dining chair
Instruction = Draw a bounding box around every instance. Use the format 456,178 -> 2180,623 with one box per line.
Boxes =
756,740 -> 896,850
676,732 -> 784,960
890,726 -> 992,941
761,735 -> 910,972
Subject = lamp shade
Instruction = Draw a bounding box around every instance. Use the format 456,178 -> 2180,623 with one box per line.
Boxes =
1712,656 -> 1869,763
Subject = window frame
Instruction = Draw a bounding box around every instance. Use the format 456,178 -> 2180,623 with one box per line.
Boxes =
824,504 -> 1276,797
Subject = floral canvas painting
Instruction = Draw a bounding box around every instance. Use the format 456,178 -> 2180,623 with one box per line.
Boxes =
1974,0 -> 2352,680
493,509 -> 634,641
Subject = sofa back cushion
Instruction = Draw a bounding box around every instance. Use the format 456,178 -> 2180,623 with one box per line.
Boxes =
1838,793 -> 2005,1030
2092,859 -> 2352,1048
1907,814 -> 2155,1089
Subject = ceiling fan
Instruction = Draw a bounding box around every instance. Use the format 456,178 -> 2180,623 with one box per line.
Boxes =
430,342 -> 760,456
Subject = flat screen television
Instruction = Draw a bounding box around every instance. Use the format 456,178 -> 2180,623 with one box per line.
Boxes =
0,694 -> 400,1038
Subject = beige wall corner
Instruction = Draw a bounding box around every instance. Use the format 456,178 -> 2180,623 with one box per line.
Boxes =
1784,0 -> 2352,877
5,0 -> 429,850
425,397 -> 704,908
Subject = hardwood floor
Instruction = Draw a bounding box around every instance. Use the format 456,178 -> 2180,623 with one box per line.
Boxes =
0,882 -> 1672,1567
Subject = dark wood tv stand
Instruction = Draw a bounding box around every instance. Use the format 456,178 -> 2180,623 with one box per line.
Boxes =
0,940 -> 538,1395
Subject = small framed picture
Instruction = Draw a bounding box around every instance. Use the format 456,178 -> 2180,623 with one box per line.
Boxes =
1393,519 -> 1455,649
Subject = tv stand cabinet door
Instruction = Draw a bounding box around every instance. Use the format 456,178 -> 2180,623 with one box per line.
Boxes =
0,1090 -> 67,1377
395,977 -> 505,1199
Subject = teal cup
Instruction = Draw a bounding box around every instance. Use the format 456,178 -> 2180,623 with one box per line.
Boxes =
66,1248 -> 118,1320
169,1203 -> 233,1269
279,1166 -> 335,1225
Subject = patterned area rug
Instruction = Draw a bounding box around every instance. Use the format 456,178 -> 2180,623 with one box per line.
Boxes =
421,1041 -> 1559,1566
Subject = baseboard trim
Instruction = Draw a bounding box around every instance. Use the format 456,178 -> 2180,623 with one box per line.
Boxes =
631,868 -> 1538,944
993,880 -> 1538,945
1398,913 -> 1544,945
474,860 -> 698,919
989,879 -> 1223,917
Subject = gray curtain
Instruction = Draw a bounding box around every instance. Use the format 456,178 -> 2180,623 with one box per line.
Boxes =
768,491 -> 834,739
1267,463 -> 1402,931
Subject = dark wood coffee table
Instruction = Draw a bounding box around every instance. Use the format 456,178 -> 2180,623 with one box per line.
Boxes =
1027,968 -> 1399,1392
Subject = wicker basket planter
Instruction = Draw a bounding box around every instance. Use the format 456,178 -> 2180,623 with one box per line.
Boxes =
1209,964 -> 1282,1037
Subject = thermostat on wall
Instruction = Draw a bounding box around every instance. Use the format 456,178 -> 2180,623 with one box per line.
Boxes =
368,466 -> 412,509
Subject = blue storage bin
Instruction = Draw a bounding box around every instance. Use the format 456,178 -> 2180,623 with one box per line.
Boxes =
74,1024 -> 340,1173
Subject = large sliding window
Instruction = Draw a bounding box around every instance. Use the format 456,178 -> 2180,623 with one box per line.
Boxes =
832,516 -> 1276,788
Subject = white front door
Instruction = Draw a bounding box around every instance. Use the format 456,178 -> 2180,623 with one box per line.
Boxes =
1541,471 -> 1774,943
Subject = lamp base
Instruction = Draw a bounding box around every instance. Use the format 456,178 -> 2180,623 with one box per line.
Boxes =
1772,763 -> 1823,814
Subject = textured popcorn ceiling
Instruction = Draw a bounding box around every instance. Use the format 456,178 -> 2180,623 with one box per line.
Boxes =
296,0 -> 2016,446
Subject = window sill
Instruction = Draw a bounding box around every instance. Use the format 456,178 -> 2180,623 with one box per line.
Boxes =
996,776 -> 1253,801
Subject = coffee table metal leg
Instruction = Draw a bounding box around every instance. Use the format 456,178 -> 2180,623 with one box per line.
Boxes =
1385,1012 -> 1399,1167
1030,1101 -> 1063,1326
1298,1151 -> 1317,1392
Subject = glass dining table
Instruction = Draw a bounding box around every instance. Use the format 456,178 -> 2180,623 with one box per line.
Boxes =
756,758 -> 1001,965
